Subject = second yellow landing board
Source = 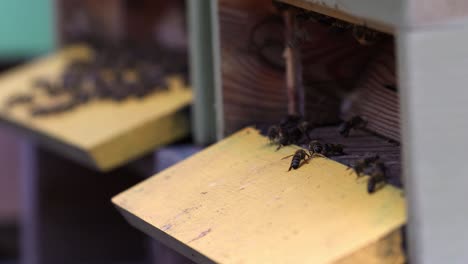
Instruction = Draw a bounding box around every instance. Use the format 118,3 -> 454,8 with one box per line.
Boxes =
113,127 -> 406,263
0,46 -> 192,171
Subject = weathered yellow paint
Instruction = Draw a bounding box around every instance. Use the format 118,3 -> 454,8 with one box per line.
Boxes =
113,127 -> 406,264
0,45 -> 192,171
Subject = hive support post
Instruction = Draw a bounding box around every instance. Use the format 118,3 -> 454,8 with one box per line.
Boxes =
398,20 -> 468,263
188,0 -> 218,145
19,142 -> 152,264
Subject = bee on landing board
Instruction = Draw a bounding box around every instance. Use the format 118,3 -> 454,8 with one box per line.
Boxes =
275,127 -> 302,151
282,149 -> 310,171
338,115 -> 367,137
347,154 -> 380,177
4,93 -> 34,110
308,140 -> 326,158
267,115 -> 312,150
367,161 -> 388,193
267,125 -> 280,143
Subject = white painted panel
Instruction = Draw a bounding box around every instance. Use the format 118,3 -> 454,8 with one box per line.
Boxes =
398,25 -> 468,264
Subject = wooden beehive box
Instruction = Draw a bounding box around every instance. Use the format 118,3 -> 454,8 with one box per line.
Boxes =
0,45 -> 192,171
111,0 -> 415,263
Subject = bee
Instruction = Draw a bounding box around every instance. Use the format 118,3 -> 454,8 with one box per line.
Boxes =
30,95 -> 78,116
367,161 -> 388,193
282,149 -> 310,171
338,115 -> 367,137
308,140 -> 326,158
329,20 -> 352,33
269,115 -> 308,150
275,126 -> 302,150
296,10 -> 333,26
323,143 -> 345,156
33,78 -> 62,96
267,125 -> 280,142
348,154 -> 380,177
298,121 -> 312,140
352,25 -> 380,46
4,93 -> 34,109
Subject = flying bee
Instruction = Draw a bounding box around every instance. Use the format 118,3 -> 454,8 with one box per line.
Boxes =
282,149 -> 310,171
348,154 -> 380,177
367,161 -> 388,193
338,115 -> 367,137
323,143 -> 345,156
308,140 -> 326,158
352,25 -> 380,46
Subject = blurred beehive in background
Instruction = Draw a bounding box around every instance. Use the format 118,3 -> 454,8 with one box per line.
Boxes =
58,0 -> 187,48
0,2 -> 55,254
0,1 -> 192,263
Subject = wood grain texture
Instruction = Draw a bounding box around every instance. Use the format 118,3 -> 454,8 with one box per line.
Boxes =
0,45 -> 192,171
342,40 -> 400,141
113,127 -> 406,264
219,0 -> 378,135
220,0 -> 288,135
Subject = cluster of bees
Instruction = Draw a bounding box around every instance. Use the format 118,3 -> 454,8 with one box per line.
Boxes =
282,2 -> 383,46
268,115 -> 389,194
3,45 -> 187,116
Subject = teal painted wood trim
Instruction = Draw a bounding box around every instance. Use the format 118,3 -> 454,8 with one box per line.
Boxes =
0,0 -> 56,59
188,0 -> 218,144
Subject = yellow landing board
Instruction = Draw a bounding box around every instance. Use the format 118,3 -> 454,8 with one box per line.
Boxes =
0,46 -> 192,171
113,127 -> 406,264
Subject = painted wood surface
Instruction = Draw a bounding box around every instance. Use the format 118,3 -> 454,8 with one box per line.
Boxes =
398,23 -> 468,264
113,127 -> 406,264
0,45 -> 192,171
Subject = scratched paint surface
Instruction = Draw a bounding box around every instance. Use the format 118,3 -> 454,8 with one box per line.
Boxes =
113,127 -> 406,263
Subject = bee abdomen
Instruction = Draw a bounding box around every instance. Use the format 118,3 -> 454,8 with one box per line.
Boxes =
291,156 -> 301,169
367,178 -> 376,193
